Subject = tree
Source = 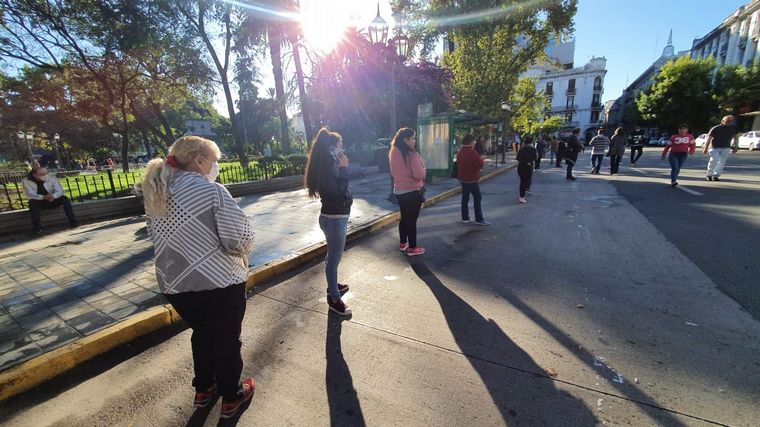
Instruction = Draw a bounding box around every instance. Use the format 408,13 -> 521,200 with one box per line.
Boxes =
636,56 -> 718,135
394,0 -> 577,118
713,60 -> 760,126
507,78 -> 550,135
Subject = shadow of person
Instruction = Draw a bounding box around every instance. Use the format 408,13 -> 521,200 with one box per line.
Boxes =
326,314 -> 366,427
410,261 -> 598,425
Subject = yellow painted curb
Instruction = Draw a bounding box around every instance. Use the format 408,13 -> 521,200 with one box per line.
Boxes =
0,304 -> 180,401
0,165 -> 517,402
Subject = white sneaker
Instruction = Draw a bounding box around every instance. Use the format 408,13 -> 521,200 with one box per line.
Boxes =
518,197 -> 527,203
460,219 -> 472,224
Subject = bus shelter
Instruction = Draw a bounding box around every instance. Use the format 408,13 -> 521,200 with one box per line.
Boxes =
417,111 -> 500,181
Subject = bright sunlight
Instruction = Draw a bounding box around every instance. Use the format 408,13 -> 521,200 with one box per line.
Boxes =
299,0 -> 394,54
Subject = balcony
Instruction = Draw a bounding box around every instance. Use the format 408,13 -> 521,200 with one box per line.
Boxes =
591,102 -> 602,109
566,88 -> 576,95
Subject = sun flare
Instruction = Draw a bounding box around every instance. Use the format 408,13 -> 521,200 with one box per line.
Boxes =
299,0 -> 357,54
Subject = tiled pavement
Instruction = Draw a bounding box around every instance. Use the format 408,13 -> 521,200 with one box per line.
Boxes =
0,161 -> 513,371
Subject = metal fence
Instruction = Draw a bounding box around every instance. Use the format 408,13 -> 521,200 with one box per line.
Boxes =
0,160 -> 305,212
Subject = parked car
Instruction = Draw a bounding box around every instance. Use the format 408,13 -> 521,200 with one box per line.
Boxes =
738,131 -> 760,150
650,136 -> 668,146
695,134 -> 708,148
374,138 -> 391,172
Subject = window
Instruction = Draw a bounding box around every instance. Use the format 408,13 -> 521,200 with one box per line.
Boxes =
592,94 -> 600,106
591,111 -> 600,122
593,76 -> 602,90
566,96 -> 575,109
546,82 -> 553,95
568,79 -> 576,91
565,112 -> 573,122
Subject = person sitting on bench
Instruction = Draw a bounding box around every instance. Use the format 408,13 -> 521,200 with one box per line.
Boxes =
22,165 -> 78,234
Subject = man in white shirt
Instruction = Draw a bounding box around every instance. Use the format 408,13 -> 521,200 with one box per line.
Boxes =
22,165 -> 78,234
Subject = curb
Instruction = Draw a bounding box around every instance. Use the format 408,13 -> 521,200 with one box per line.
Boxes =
0,163 -> 516,402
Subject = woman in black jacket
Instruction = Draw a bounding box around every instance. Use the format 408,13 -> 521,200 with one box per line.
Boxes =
305,128 -> 354,316
516,136 -> 538,203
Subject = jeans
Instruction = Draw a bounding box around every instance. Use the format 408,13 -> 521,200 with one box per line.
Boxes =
591,154 -> 604,172
460,182 -> 483,222
668,152 -> 687,182
610,155 -> 622,174
707,147 -> 731,177
518,165 -> 533,197
29,196 -> 77,231
630,146 -> 643,164
164,282 -> 246,401
319,215 -> 348,301
396,191 -> 423,248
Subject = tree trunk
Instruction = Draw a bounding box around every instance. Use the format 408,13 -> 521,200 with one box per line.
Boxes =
269,26 -> 290,154
290,32 -> 312,146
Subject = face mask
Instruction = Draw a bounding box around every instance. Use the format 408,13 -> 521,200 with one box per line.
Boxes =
206,161 -> 219,183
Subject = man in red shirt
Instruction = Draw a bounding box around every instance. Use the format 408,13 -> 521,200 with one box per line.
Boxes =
456,134 -> 490,225
661,123 -> 696,187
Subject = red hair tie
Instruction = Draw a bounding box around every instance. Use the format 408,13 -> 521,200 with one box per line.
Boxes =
165,155 -> 178,168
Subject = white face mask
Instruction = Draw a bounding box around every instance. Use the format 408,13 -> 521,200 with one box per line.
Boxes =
206,161 -> 219,183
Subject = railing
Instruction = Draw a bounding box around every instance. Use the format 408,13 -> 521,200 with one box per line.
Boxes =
0,159 -> 305,212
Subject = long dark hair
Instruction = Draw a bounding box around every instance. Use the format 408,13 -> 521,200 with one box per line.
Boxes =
304,127 -> 342,199
389,127 -> 416,164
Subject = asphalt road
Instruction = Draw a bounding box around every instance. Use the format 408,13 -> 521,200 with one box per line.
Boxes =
600,147 -> 760,320
1,157 -> 759,426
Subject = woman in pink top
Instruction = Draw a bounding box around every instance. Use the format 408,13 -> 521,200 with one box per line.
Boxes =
389,127 -> 426,256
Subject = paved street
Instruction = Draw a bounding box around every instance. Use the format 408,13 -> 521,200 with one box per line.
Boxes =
1,151 -> 758,426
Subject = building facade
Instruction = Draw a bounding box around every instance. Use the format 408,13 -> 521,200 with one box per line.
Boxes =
690,0 -> 760,68
524,40 -> 607,141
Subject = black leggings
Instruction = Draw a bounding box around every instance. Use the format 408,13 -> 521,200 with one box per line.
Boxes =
518,165 -> 533,197
630,146 -> 643,163
396,191 -> 423,248
165,282 -> 247,401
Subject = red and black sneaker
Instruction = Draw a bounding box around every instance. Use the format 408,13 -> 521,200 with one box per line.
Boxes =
220,378 -> 255,419
194,384 -> 218,408
327,298 -> 352,316
326,283 -> 349,297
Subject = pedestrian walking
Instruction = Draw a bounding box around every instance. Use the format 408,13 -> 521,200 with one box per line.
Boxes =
661,124 -> 696,187
516,136 -> 538,203
703,115 -> 739,181
304,128 -> 353,316
22,164 -> 78,234
608,127 -> 626,175
565,128 -> 582,180
456,134 -> 490,225
549,136 -> 558,164
535,136 -> 547,169
141,136 -> 256,420
588,129 -> 610,174
389,127 -> 427,256
628,126 -> 646,165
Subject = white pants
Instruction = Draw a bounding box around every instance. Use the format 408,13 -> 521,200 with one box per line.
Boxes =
706,148 -> 731,177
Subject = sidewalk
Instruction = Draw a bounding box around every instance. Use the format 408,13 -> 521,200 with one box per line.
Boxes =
0,160 -> 513,373
2,159 -> 758,426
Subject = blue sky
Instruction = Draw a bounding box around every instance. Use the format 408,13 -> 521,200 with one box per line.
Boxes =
573,0 -> 747,103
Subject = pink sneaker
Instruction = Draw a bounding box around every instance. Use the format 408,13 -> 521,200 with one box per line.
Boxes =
399,242 -> 409,252
406,247 -> 426,256
220,378 -> 255,419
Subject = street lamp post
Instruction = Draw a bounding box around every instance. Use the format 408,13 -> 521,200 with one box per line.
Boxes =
368,4 -> 411,204
17,131 -> 34,165
500,102 -> 510,164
